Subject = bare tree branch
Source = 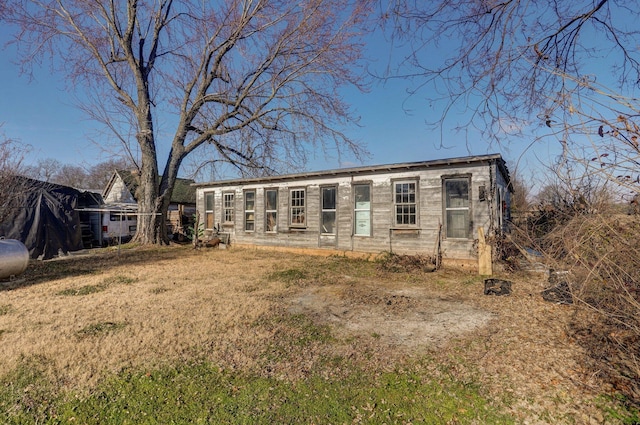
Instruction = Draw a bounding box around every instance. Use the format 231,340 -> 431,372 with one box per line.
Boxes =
4,0 -> 371,243
384,0 -> 640,196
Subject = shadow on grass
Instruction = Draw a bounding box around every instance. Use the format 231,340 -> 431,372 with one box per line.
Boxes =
0,245 -> 195,292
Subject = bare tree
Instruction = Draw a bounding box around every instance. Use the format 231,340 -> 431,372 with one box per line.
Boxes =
508,170 -> 530,215
0,133 -> 30,225
53,164 -> 89,189
23,158 -> 63,183
24,159 -> 88,187
23,157 -> 134,190
86,158 -> 135,191
4,0 -> 370,243
383,0 -> 640,199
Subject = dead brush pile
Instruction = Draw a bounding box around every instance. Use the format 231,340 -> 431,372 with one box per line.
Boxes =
374,252 -> 436,273
541,213 -> 640,407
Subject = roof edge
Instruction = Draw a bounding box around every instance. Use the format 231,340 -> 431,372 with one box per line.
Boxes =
193,154 -> 506,187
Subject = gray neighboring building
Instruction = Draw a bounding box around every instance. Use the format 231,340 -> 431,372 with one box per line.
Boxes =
194,154 -> 511,265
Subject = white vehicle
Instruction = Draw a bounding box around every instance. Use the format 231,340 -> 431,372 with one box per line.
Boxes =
81,207 -> 137,247
101,211 -> 137,245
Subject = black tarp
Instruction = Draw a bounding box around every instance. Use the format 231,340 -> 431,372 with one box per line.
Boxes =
0,177 -> 83,260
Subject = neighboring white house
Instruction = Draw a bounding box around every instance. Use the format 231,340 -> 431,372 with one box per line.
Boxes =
101,170 -> 197,241
194,154 -> 512,266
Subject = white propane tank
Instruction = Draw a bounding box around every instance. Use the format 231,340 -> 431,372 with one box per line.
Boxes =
0,239 -> 29,279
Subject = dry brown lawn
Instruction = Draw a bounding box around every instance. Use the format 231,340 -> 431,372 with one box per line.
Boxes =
0,245 -> 618,423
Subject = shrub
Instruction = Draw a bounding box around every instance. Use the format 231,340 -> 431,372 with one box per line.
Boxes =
536,214 -> 640,406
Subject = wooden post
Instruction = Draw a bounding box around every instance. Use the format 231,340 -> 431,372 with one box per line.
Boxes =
478,226 -> 493,275
193,210 -> 200,249
434,223 -> 442,270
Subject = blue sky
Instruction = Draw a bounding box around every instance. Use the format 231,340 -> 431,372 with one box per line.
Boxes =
0,23 -> 544,183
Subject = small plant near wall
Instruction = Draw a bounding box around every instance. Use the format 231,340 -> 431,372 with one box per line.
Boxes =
375,252 -> 436,273
186,213 -> 205,243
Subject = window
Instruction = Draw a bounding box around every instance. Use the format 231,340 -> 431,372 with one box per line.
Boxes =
290,188 -> 306,227
353,184 -> 371,236
223,192 -> 235,223
321,186 -> 336,234
205,192 -> 215,229
444,177 -> 470,238
265,189 -> 278,233
394,181 -> 417,226
109,212 -> 135,222
244,190 -> 255,231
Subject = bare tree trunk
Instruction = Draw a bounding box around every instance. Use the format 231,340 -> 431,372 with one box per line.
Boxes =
154,146 -> 187,244
134,103 -> 161,244
135,156 -> 159,244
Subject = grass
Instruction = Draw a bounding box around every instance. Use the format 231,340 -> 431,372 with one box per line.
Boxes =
0,356 -> 57,425
102,275 -> 138,285
266,268 -> 309,285
57,284 -> 107,296
1,248 -> 514,423
149,286 -> 169,294
597,395 -> 640,424
57,275 -> 138,296
265,255 -> 379,287
278,314 -> 334,346
1,246 -> 638,423
1,358 -> 513,425
76,321 -> 128,338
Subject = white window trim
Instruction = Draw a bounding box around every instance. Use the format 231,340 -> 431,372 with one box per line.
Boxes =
321,186 -> 337,235
353,183 -> 371,237
265,189 -> 278,233
289,188 -> 306,228
204,191 -> 215,230
244,190 -> 255,232
443,176 -> 471,239
223,192 -> 235,224
393,179 -> 418,227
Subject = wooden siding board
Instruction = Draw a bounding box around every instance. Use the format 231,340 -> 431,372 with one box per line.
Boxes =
334,185 -> 349,250
104,176 -> 136,204
194,157 -> 509,261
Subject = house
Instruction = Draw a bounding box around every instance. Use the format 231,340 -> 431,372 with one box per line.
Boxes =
193,154 -> 512,266
103,170 -> 197,237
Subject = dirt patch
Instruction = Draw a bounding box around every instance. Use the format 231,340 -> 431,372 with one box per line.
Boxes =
289,285 -> 495,348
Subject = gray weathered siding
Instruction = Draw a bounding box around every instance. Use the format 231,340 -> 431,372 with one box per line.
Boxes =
195,157 -> 510,261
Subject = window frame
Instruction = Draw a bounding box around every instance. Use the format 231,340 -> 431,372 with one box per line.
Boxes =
109,212 -> 137,221
244,189 -> 255,232
320,185 -> 337,235
289,187 -> 306,228
392,179 -> 419,228
443,175 -> 472,239
264,188 -> 278,233
353,183 -> 372,237
222,191 -> 235,224
204,191 -> 215,230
